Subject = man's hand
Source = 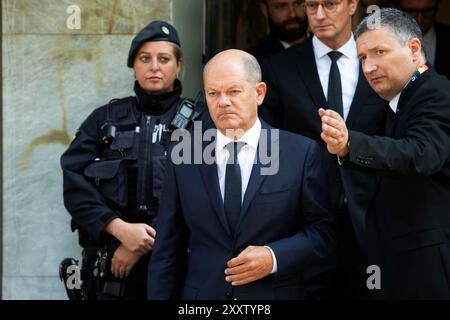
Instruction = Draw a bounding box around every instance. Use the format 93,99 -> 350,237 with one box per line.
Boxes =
319,108 -> 349,157
224,246 -> 273,286
104,219 -> 156,255
111,244 -> 141,279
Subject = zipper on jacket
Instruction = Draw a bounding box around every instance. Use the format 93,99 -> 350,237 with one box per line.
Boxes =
138,115 -> 152,211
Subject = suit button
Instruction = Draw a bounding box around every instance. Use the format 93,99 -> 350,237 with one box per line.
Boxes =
225,292 -> 232,299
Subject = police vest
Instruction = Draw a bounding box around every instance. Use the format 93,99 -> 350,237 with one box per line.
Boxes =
83,96 -> 188,218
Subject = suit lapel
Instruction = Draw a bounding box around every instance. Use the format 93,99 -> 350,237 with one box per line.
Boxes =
345,67 -> 366,128
199,139 -> 232,238
293,40 -> 328,109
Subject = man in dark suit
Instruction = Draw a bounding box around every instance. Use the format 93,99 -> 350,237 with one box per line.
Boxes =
320,8 -> 450,299
249,0 -> 308,65
260,0 -> 386,299
397,0 -> 450,79
147,49 -> 335,300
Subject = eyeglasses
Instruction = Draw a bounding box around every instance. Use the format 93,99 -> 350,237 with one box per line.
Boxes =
402,7 -> 436,18
303,0 -> 342,14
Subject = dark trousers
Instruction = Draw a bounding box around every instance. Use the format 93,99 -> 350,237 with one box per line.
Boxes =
331,204 -> 370,300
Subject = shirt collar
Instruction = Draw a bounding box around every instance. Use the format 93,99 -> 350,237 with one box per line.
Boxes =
312,34 -> 357,60
279,39 -> 291,49
389,92 -> 401,113
216,118 -> 261,152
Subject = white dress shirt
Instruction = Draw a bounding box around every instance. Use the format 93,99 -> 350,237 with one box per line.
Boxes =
279,39 -> 291,49
215,119 -> 261,202
312,35 -> 359,121
215,118 -> 278,273
389,92 -> 401,113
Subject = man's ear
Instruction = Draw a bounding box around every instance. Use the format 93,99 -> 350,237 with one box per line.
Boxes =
260,1 -> 269,19
256,82 -> 267,105
349,0 -> 359,16
408,38 -> 423,62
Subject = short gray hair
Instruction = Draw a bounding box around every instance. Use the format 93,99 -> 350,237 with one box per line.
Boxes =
203,50 -> 262,85
355,8 -> 425,58
241,53 -> 262,85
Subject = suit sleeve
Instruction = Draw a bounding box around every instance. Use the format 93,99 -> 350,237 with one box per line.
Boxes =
259,58 -> 284,129
60,107 -> 119,239
346,88 -> 450,178
267,141 -> 336,277
147,156 -> 188,300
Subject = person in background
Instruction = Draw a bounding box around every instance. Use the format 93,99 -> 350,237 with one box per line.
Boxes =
397,0 -> 450,78
249,0 -> 309,65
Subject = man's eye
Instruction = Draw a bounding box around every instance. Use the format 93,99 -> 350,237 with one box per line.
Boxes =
324,0 -> 335,8
376,50 -> 385,55
207,92 -> 217,97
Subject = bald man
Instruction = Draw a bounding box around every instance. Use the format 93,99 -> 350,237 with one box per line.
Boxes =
147,49 -> 335,300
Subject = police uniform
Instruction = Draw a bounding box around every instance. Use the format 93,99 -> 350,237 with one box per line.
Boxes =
61,21 -> 210,300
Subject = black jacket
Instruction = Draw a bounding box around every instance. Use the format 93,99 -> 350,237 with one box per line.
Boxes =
345,68 -> 450,299
248,32 -> 285,66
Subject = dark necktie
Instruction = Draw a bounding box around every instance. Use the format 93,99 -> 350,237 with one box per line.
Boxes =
224,142 -> 245,236
327,51 -> 343,117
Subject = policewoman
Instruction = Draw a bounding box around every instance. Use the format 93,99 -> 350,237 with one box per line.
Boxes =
61,20 -> 208,300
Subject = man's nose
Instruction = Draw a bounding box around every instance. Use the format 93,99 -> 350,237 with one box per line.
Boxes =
363,59 -> 377,74
218,94 -> 231,107
314,4 -> 326,20
287,4 -> 297,17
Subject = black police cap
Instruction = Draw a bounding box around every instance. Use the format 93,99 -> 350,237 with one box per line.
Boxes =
127,20 -> 180,68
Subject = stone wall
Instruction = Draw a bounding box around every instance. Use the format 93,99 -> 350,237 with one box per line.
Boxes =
2,0 -> 203,299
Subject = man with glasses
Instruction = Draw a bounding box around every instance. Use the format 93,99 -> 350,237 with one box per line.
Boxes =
397,0 -> 450,79
249,0 -> 309,65
260,0 -> 386,299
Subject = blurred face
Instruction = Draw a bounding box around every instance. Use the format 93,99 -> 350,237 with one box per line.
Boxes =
263,0 -> 307,43
133,41 -> 181,93
399,0 -> 437,35
357,27 -> 423,101
204,57 -> 266,139
305,0 -> 358,49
